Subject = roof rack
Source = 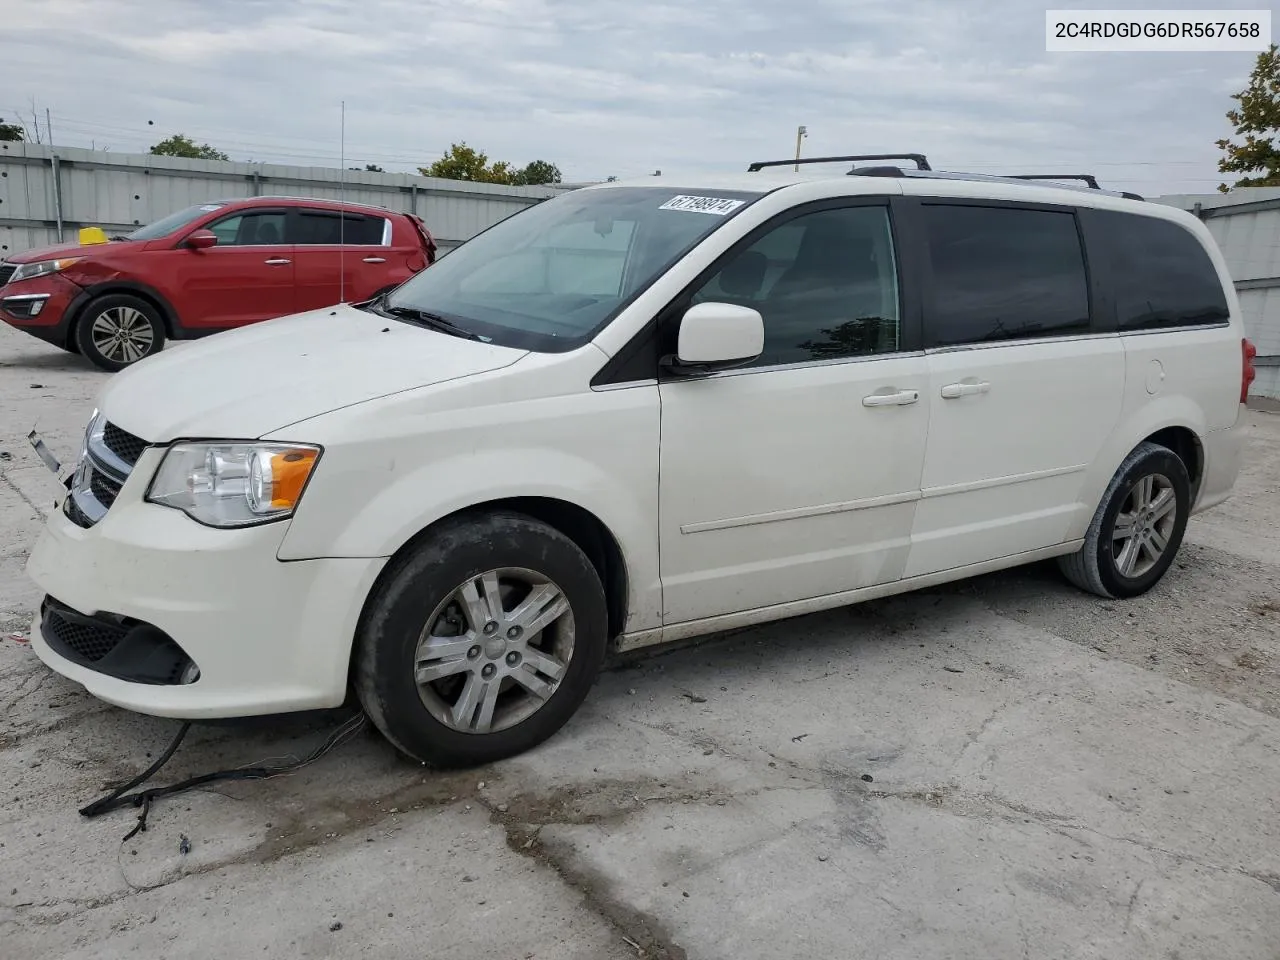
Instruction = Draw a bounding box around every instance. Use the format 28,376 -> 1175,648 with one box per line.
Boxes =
1004,174 -> 1145,201
1006,174 -> 1101,190
747,153 -> 931,172
839,166 -> 1146,201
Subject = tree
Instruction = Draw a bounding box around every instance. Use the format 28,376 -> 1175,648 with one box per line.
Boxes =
0,117 -> 22,142
511,160 -> 562,185
364,163 -> 384,172
421,142 -> 503,182
149,133 -> 230,161
420,142 -> 561,185
1217,43 -> 1280,192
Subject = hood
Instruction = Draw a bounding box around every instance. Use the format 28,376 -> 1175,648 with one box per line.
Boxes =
3,239 -> 127,263
96,304 -> 529,442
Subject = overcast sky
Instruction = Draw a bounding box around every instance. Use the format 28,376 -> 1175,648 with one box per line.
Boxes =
1,0 -> 1266,196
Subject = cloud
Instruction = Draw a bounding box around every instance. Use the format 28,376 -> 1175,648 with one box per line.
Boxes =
0,0 -> 1262,194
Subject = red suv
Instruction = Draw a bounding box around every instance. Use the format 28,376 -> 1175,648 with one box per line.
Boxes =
0,196 -> 438,371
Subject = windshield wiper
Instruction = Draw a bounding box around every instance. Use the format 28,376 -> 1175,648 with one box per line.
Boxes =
381,304 -> 489,342
108,235 -> 134,242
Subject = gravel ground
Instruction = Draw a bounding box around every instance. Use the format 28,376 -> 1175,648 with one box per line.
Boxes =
1,322 -> 1278,960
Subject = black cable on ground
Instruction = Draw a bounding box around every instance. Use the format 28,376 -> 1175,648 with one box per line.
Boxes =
79,712 -> 368,840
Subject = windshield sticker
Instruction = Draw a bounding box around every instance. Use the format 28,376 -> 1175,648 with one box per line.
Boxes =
659,195 -> 746,216
198,204 -> 222,211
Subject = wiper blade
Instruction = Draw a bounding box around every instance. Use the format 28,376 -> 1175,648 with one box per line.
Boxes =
108,235 -> 133,241
382,304 -> 488,342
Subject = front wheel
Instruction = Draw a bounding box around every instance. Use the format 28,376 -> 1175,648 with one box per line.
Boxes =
1058,441 -> 1191,599
355,511 -> 609,768
74,294 -> 166,371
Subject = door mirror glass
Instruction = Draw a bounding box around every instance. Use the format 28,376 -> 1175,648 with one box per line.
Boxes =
186,230 -> 218,250
675,301 -> 764,368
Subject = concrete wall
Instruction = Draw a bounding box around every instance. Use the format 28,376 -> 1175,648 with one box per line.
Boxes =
0,142 -> 571,259
1155,188 -> 1280,399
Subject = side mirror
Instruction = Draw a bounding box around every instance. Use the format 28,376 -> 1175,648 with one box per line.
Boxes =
185,230 -> 218,250
667,301 -> 764,374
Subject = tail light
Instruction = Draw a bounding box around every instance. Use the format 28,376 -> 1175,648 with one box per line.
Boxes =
1242,337 -> 1257,404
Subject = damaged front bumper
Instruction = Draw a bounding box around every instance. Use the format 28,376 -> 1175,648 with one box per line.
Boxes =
24,442 -> 386,719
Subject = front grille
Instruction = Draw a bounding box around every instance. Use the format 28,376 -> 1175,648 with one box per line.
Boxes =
0,263 -> 14,287
64,418 -> 145,529
89,470 -> 121,508
102,422 -> 146,466
43,603 -> 127,663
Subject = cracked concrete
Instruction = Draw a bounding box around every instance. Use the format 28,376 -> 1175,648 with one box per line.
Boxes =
1,323 -> 1279,959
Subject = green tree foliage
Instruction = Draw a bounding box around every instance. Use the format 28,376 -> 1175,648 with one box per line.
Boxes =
420,142 -> 561,185
149,133 -> 230,161
0,117 -> 23,142
511,159 -> 562,185
1217,43 -> 1280,192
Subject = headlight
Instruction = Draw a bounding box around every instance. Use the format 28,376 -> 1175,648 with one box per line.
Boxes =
10,257 -> 82,284
145,442 -> 321,528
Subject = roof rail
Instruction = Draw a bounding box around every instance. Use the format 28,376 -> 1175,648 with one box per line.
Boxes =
748,153 -> 931,172
1004,174 -> 1144,201
1006,174 -> 1101,190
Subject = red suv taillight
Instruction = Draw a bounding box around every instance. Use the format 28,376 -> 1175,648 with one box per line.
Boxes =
1242,338 -> 1257,404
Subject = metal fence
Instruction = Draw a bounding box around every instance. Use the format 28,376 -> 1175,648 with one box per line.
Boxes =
0,142 -> 571,258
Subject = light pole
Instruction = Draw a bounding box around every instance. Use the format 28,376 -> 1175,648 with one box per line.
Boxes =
794,125 -> 807,171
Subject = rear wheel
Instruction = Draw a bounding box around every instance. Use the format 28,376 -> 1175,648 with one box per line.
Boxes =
355,511 -> 609,768
1058,441 -> 1191,599
75,294 -> 166,372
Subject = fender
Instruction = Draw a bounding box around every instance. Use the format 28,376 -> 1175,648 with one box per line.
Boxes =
1067,392 -> 1208,541
69,279 -> 184,338
270,380 -> 664,633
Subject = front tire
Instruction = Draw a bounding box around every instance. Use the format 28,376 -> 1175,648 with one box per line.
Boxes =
1058,441 -> 1191,599
355,511 -> 609,768
74,294 -> 166,372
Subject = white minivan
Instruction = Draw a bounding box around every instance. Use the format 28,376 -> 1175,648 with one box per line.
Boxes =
25,155 -> 1255,767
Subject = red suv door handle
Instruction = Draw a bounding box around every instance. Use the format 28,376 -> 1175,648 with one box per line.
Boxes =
264,258 -> 291,266
362,256 -> 386,264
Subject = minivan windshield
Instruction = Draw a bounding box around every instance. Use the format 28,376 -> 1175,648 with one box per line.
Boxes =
125,202 -> 228,241
381,186 -> 761,351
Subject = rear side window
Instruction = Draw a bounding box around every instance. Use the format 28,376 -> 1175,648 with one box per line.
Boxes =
290,210 -> 386,245
922,204 -> 1090,347
1092,211 -> 1230,331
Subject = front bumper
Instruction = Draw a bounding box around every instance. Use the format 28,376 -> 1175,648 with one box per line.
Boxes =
25,448 -> 385,718
0,273 -> 82,347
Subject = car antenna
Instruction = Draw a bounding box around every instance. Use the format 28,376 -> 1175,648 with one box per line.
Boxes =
338,99 -> 346,304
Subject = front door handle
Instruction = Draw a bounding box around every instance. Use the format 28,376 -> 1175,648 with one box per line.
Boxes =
362,256 -> 387,264
941,380 -> 990,399
264,258 -> 291,266
863,389 -> 920,407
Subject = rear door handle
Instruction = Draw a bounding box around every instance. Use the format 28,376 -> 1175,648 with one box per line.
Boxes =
362,256 -> 387,264
940,380 -> 990,399
862,389 -> 920,407
264,258 -> 291,266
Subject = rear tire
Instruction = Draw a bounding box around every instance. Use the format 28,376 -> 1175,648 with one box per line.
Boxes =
74,294 -> 166,372
1058,441 -> 1191,599
355,510 -> 609,768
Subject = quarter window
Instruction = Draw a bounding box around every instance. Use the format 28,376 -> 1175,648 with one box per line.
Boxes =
922,204 -> 1090,346
691,205 -> 902,367
1092,211 -> 1230,331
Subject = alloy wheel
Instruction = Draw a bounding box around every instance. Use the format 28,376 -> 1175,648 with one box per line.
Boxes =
90,306 -> 155,364
1112,473 -> 1178,579
414,567 -> 575,734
